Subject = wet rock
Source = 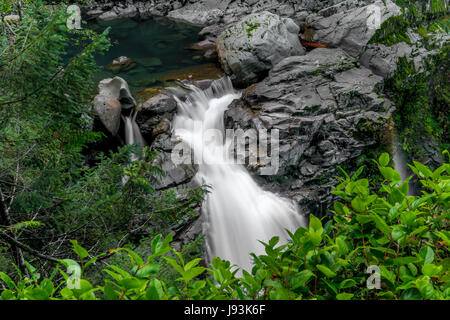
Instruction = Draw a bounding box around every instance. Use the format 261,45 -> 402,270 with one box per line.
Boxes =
135,93 -> 178,140
203,49 -> 218,61
134,90 -> 199,192
106,56 -> 137,73
186,38 -> 216,51
93,77 -> 137,136
217,11 -> 306,87
134,86 -> 164,104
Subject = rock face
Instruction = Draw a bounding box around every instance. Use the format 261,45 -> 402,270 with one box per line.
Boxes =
135,91 -> 199,193
360,32 -> 450,79
309,0 -> 402,57
224,48 -> 394,215
93,77 -> 137,136
217,11 -> 305,87
167,0 -> 228,26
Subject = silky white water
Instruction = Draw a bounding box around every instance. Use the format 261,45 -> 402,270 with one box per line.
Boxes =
122,111 -> 146,184
172,77 -> 306,272
392,135 -> 415,196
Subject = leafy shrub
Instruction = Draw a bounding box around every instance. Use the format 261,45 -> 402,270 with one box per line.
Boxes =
1,153 -> 448,300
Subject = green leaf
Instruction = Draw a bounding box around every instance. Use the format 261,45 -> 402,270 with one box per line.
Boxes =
309,216 -> 323,235
118,248 -> 144,267
336,237 -> 349,255
146,279 -> 163,300
339,279 -> 356,289
184,258 -> 202,271
336,292 -> 354,300
371,212 -> 391,235
70,240 -> 89,259
119,277 -> 145,290
317,264 -> 336,278
39,278 -> 55,296
380,167 -> 402,182
60,287 -> 74,299
351,196 -> 367,212
0,272 -> 16,290
290,270 -> 314,289
402,288 -> 422,300
182,267 -> 206,282
136,263 -> 160,278
419,247 -> 435,265
380,266 -> 396,285
26,288 -> 50,300
391,229 -> 406,242
104,280 -> 120,300
1,290 -> 15,300
164,257 -> 184,275
421,264 -> 442,277
379,153 -> 390,167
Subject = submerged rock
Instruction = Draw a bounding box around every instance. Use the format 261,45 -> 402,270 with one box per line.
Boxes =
134,57 -> 163,68
217,11 -> 305,87
156,63 -> 224,84
106,56 -> 137,73
93,77 -> 137,136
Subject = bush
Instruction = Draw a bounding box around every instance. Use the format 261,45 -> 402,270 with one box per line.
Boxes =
1,152 -> 448,300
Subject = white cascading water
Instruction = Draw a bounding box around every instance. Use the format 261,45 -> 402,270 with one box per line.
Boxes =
123,111 -> 146,150
392,135 -> 415,196
171,77 -> 306,272
122,111 -> 146,184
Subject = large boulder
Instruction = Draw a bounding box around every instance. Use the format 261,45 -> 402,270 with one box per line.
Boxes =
93,77 -> 137,136
224,48 -> 394,216
217,11 -> 306,87
310,0 -> 402,57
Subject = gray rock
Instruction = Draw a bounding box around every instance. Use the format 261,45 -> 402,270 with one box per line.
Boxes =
135,93 -> 178,139
93,77 -> 137,136
310,0 -> 402,57
97,10 -> 119,21
167,0 -> 230,26
360,42 -> 412,78
224,47 -> 394,216
361,32 -> 450,78
217,11 -> 306,87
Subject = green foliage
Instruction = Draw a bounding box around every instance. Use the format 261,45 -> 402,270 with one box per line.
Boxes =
1,154 -> 448,300
370,0 -> 448,46
0,1 -> 206,281
245,21 -> 261,38
387,43 -> 449,158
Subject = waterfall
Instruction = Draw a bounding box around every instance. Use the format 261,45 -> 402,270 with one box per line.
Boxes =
392,135 -> 416,196
121,111 -> 146,183
171,77 -> 306,272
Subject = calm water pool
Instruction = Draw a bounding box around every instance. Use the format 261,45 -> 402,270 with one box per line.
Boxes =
87,18 -> 208,93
